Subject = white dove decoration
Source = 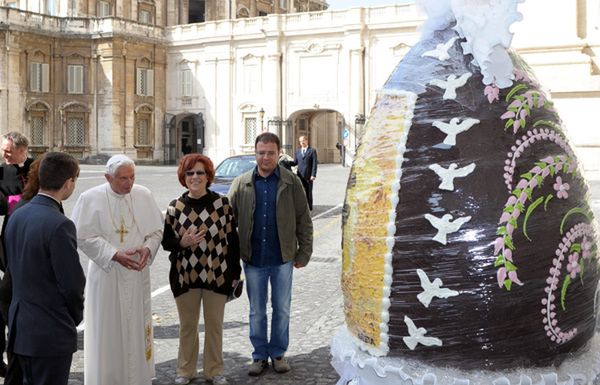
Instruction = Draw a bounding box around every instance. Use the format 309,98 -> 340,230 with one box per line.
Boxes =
428,72 -> 472,100
402,315 -> 442,350
432,117 -> 480,146
428,162 -> 476,191
416,269 -> 459,308
424,213 -> 471,245
421,37 -> 458,61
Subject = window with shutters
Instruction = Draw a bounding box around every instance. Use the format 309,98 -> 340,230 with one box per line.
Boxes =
181,69 -> 192,97
30,62 -> 49,93
136,68 -> 154,96
67,65 -> 84,94
137,118 -> 149,145
98,1 -> 111,16
30,115 -> 45,146
66,116 -> 85,145
244,117 -> 257,144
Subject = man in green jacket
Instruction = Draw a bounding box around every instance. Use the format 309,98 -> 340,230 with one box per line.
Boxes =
228,132 -> 313,376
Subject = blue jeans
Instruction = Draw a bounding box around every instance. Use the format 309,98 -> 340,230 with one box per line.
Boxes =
244,261 -> 293,361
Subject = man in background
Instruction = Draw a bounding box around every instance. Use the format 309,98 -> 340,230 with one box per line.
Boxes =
293,135 -> 317,210
0,132 -> 33,381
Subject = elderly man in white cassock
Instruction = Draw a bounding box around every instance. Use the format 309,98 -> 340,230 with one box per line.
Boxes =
71,155 -> 163,385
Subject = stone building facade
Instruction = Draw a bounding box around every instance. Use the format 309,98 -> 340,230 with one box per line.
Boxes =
0,0 -> 326,162
1,1 -> 599,173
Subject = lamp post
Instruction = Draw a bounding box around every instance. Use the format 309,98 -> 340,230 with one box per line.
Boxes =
259,108 -> 265,132
354,113 -> 366,152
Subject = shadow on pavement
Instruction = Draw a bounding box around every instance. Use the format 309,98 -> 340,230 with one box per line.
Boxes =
151,346 -> 339,385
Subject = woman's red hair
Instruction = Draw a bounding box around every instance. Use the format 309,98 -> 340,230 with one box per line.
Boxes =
177,154 -> 215,188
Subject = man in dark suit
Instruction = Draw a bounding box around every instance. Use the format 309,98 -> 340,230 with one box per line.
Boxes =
0,132 -> 33,379
293,135 -> 317,210
5,152 -> 85,385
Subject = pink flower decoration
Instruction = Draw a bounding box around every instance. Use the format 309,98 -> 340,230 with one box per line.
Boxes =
508,270 -> 524,286
497,267 -> 507,288
484,85 -> 500,103
494,237 -> 504,255
566,252 -> 580,278
553,176 -> 570,199
582,238 -> 592,259
504,249 -> 513,262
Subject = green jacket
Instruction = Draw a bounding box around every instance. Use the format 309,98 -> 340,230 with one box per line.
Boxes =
228,166 -> 313,266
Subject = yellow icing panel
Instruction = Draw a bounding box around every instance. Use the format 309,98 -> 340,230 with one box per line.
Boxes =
342,93 -> 414,351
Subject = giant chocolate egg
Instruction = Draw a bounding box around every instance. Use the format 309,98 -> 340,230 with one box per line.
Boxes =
339,21 -> 600,374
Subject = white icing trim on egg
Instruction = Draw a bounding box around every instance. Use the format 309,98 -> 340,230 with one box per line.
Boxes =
331,326 -> 600,385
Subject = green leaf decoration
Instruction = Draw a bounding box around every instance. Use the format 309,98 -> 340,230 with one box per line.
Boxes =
520,118 -> 526,129
504,279 -> 513,291
544,194 -> 553,210
508,217 -> 518,228
520,172 -> 533,181
504,235 -> 516,251
513,189 -> 522,198
563,163 -> 569,173
523,196 -> 544,241
503,205 -> 515,213
570,244 -> 582,253
505,119 -> 515,129
505,261 -> 517,272
515,202 -> 524,212
549,166 -> 556,177
536,175 -> 543,186
560,207 -> 593,235
506,84 -> 528,102
495,255 -> 506,267
561,274 -> 571,311
580,262 -> 585,284
524,188 -> 533,200
535,162 -> 547,169
497,226 -> 507,236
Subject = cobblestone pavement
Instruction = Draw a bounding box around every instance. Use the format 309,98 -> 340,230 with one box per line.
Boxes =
64,164 -> 348,385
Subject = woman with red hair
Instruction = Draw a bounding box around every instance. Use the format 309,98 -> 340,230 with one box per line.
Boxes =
161,154 -> 241,385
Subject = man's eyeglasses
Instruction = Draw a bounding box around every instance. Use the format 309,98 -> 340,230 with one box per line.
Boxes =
185,170 -> 206,177
256,151 -> 277,158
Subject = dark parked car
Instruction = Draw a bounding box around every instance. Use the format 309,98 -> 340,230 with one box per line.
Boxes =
211,155 -> 257,195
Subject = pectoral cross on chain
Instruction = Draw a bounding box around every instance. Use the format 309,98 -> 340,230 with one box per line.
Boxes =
116,220 -> 128,243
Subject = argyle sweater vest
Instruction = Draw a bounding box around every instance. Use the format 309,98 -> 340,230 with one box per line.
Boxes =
164,191 -> 240,298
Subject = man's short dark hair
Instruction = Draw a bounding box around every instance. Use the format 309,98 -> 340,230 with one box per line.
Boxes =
39,152 -> 79,191
255,132 -> 281,151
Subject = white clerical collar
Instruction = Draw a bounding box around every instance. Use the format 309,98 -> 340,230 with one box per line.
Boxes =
105,183 -> 128,199
38,192 -> 61,205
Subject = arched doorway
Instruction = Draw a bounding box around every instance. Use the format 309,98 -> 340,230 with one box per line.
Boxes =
164,112 -> 205,164
288,109 -> 345,164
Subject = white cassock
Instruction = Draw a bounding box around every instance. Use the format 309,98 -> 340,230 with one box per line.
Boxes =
71,183 -> 163,385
